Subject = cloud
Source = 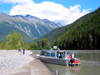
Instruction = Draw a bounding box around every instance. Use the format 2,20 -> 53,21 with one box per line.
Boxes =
2,0 -> 33,4
1,0 -> 90,25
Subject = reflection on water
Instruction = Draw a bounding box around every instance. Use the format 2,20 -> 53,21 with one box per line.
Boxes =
45,50 -> 100,75
46,63 -> 81,75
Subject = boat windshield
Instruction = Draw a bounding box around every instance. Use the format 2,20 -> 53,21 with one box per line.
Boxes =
40,50 -> 47,56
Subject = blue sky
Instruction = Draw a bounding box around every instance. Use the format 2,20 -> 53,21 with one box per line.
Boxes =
0,0 -> 100,25
34,0 -> 99,11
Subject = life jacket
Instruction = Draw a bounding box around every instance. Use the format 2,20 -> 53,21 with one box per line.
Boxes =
68,55 -> 71,58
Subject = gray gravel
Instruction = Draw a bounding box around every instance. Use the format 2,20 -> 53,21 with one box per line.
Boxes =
0,50 -> 34,74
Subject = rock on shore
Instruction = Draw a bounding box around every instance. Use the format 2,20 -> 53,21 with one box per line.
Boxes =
0,50 -> 34,74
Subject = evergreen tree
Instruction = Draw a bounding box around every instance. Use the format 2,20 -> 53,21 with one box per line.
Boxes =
53,7 -> 100,49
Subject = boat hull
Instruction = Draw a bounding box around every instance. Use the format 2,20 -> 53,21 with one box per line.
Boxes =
39,56 -> 80,66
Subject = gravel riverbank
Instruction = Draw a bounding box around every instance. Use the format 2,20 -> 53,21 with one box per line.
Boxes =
0,50 -> 34,74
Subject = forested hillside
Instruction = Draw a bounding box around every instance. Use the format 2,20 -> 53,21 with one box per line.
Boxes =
54,7 -> 100,49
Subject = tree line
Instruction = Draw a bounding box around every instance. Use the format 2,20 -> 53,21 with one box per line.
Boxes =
1,7 -> 100,50
53,7 -> 100,49
0,31 -> 51,50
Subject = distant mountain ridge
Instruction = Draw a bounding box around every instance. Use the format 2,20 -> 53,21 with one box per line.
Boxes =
0,13 -> 62,42
35,25 -> 69,42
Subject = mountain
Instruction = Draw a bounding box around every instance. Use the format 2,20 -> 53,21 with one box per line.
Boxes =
35,25 -> 69,42
0,13 -> 62,43
53,7 -> 100,49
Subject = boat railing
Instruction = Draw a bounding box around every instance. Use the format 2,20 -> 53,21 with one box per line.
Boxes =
74,58 -> 80,61
51,48 -> 60,50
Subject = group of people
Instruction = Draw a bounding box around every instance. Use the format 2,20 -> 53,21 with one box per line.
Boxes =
57,52 -> 72,59
18,47 -> 25,55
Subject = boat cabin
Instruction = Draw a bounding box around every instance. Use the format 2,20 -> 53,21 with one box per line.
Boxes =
40,50 -> 73,59
39,46 -> 80,66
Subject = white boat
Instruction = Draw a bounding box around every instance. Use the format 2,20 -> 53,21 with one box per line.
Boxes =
39,46 -> 81,66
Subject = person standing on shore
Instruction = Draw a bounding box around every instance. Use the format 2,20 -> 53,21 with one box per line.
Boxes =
23,48 -> 25,55
18,48 -> 20,52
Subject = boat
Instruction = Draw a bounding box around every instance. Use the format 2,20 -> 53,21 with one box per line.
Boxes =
39,46 -> 81,66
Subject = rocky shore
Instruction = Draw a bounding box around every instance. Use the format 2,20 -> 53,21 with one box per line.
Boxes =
0,50 -> 34,74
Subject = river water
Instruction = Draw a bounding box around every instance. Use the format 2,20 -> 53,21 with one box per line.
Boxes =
33,50 -> 100,75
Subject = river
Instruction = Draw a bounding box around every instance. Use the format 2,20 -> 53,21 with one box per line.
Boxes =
33,50 -> 100,75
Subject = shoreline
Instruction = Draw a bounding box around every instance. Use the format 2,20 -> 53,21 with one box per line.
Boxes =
31,51 -> 57,75
9,54 -> 52,75
0,50 -> 52,75
0,50 -> 34,74
31,54 -> 57,75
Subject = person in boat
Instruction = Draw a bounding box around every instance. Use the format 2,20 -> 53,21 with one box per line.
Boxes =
58,53 -> 60,58
62,52 -> 65,58
59,53 -> 62,58
67,52 -> 71,59
70,58 -> 75,63
57,52 -> 62,59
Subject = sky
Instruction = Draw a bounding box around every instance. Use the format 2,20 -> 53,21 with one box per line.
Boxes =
0,0 -> 100,25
